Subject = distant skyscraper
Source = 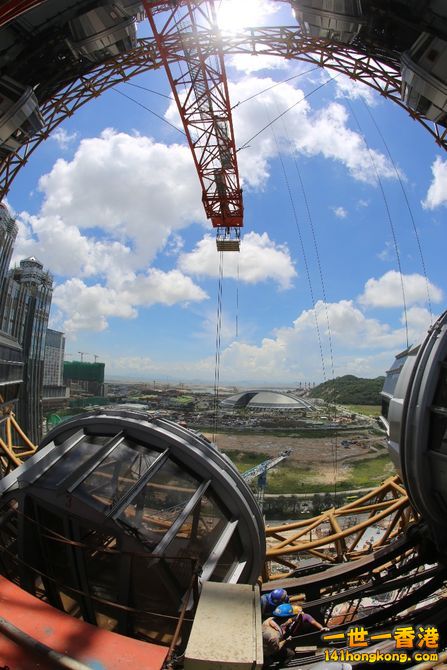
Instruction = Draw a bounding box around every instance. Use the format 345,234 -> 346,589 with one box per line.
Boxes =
0,203 -> 17,285
0,257 -> 53,444
43,329 -> 65,386
0,203 -> 23,450
43,328 -> 68,413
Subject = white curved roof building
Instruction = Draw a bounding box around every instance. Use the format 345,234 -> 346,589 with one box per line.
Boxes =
221,390 -> 314,411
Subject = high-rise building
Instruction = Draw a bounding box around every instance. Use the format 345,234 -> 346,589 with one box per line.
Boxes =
0,203 -> 24,458
0,257 -> 53,444
0,203 -> 17,285
63,360 -> 105,398
43,329 -> 65,386
43,328 -> 68,413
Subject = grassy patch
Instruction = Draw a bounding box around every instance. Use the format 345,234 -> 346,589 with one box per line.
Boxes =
346,454 -> 395,487
223,449 -> 395,493
343,405 -> 381,417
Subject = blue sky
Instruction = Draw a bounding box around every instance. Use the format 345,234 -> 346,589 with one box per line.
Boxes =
6,0 -> 447,385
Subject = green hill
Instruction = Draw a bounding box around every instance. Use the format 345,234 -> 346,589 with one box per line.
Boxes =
308,374 -> 385,405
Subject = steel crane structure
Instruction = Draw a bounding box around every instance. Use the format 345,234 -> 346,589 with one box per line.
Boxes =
144,0 -> 243,251
241,449 -> 292,484
1,1 -> 447,215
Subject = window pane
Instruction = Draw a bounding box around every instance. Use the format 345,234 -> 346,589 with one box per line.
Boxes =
117,460 -> 199,548
195,492 -> 227,563
38,435 -> 110,488
76,440 -> 159,512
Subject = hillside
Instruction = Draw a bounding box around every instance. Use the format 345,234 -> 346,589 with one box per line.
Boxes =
308,374 -> 385,405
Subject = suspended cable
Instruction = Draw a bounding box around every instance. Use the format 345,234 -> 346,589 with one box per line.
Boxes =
237,74 -> 340,152
212,252 -> 224,443
361,101 -> 434,323
231,66 -> 320,109
286,145 -> 339,494
274,93 -> 339,497
347,100 -> 410,349
293,164 -> 339,494
235,257 -> 240,339
123,81 -> 172,100
113,88 -> 186,136
269,121 -> 328,385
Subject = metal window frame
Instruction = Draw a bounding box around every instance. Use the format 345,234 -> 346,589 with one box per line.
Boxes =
200,519 -> 239,582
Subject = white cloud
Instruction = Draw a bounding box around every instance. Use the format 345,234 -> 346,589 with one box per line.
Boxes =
120,268 -> 208,307
53,279 -> 137,333
332,206 -> 347,219
377,240 -> 394,262
231,78 -> 397,188
358,199 -> 369,208
50,127 -> 78,150
178,232 -> 297,289
359,270 -> 442,308
216,0 -> 281,31
37,129 -> 203,268
404,305 -> 436,337
14,211 -> 132,281
54,270 -> 208,334
422,156 -> 447,209
334,75 -> 378,107
107,298 -> 426,382
228,54 -> 287,74
12,129 -> 216,334
214,298 -> 434,381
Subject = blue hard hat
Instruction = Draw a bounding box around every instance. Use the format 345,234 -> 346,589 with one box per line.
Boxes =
272,603 -> 294,617
270,588 -> 288,604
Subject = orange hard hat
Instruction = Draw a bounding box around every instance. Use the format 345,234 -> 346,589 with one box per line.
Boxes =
292,605 -> 303,615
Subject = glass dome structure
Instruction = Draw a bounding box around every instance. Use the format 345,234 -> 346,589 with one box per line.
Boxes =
0,410 -> 265,643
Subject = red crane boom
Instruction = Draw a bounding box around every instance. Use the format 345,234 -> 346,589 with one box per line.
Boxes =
143,0 -> 243,251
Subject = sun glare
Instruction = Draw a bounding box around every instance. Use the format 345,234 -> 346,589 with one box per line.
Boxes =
216,0 -> 273,32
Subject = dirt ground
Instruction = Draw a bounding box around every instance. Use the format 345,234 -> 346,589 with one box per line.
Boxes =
204,431 -> 382,464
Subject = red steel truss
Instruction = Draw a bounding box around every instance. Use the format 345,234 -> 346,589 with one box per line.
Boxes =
144,0 -> 243,238
0,0 -> 46,28
0,24 -> 447,202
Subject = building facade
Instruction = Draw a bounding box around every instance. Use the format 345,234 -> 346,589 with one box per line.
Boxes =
43,329 -> 65,386
0,257 -> 53,444
0,203 -> 24,454
0,203 -> 17,284
43,328 -> 68,413
63,360 -> 105,398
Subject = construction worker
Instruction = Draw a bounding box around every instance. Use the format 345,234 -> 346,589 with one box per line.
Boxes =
260,588 -> 289,618
262,603 -> 330,668
262,603 -> 296,667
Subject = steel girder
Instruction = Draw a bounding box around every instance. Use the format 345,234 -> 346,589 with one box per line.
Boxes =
0,27 -> 446,200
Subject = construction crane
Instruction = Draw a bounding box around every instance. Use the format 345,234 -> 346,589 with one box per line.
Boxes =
77,351 -> 89,362
242,449 -> 292,510
143,0 -> 243,251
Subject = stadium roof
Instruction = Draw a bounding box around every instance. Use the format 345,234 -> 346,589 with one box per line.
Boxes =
221,390 -> 314,410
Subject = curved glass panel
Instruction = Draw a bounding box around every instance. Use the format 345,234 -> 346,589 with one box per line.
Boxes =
117,459 -> 200,547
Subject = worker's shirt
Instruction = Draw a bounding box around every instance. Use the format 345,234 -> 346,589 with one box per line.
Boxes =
285,613 -> 318,637
262,618 -> 284,657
